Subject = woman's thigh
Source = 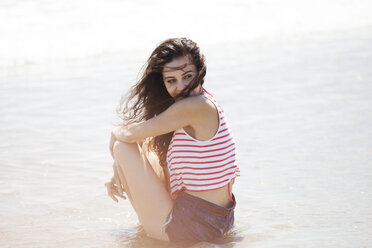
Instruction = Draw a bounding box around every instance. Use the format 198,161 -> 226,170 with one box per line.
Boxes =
113,141 -> 173,241
140,140 -> 166,186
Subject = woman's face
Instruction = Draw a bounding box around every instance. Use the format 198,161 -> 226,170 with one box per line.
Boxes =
162,56 -> 201,100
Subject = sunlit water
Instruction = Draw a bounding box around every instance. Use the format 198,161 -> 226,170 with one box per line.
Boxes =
1,1 -> 372,247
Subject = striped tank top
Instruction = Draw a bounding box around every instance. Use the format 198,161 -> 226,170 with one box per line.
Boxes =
166,88 -> 240,198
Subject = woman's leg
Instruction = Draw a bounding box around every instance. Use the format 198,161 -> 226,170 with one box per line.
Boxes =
113,141 -> 166,214
112,140 -> 173,241
113,161 -> 139,213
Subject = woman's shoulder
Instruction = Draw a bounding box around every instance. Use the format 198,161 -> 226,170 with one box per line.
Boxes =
175,94 -> 215,113
172,92 -> 220,140
173,95 -> 219,132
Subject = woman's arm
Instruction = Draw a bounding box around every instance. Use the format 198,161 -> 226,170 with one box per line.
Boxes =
113,95 -> 207,143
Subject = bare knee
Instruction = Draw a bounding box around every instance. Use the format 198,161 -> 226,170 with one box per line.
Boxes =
113,141 -> 139,160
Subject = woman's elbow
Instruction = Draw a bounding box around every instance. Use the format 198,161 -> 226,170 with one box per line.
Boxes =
114,126 -> 138,143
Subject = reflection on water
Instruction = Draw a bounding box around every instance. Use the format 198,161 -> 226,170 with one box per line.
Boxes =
110,225 -> 245,248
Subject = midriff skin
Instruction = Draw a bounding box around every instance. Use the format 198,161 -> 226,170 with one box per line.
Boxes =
184,183 -> 233,208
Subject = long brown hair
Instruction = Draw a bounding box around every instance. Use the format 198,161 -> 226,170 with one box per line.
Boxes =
117,38 -> 207,168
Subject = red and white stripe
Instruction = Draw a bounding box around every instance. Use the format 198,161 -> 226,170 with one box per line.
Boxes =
167,88 -> 240,197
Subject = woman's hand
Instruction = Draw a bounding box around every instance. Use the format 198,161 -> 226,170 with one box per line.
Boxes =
109,128 -> 119,159
109,124 -> 137,158
105,163 -> 126,202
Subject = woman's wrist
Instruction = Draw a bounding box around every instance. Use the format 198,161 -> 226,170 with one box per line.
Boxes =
112,126 -> 122,140
113,125 -> 135,143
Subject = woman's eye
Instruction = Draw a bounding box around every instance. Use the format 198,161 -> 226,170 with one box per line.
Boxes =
167,79 -> 176,83
184,74 -> 193,79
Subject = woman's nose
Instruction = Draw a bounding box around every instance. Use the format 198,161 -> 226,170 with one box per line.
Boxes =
176,80 -> 186,91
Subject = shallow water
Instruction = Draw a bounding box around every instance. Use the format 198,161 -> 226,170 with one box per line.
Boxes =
1,2 -> 372,246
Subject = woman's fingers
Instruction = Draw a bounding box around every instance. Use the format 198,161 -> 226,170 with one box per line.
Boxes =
112,185 -> 127,200
105,162 -> 127,203
105,182 -> 126,202
105,182 -> 119,202
113,164 -> 124,195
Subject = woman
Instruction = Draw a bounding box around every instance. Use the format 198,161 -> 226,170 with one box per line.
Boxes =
105,38 -> 240,244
